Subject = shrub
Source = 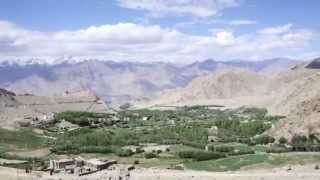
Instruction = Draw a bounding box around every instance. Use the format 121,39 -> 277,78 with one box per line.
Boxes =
144,152 -> 157,159
78,146 -> 112,153
308,145 -> 320,152
54,111 -> 111,127
291,135 -> 308,145
134,160 -> 140,165
182,141 -> 206,149
178,150 -> 225,161
0,153 -> 40,162
115,149 -> 134,157
136,148 -> 145,154
279,137 -> 288,144
237,138 -> 252,145
266,146 -> 291,153
228,150 -> 255,156
253,135 -> 275,145
291,135 -> 309,152
208,145 -> 235,153
50,144 -> 80,154
51,144 -> 114,154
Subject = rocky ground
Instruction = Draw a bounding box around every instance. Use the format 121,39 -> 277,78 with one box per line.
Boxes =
1,163 -> 320,180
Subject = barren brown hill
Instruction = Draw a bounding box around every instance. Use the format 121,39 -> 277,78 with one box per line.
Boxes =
138,58 -> 320,140
141,69 -> 268,105
0,59 -> 297,105
269,95 -> 320,140
178,68 -> 269,100
0,89 -> 18,110
268,60 -> 320,139
0,89 -> 115,129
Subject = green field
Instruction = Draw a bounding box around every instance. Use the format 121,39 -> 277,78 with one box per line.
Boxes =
185,154 -> 269,171
185,153 -> 320,171
1,106 -> 319,171
0,128 -> 48,150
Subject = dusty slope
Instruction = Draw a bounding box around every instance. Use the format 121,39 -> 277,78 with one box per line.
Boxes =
0,58 -> 297,104
138,59 -> 320,139
269,95 -> 320,140
174,68 -> 268,100
140,60 -> 318,113
0,90 -> 115,129
268,67 -> 320,139
0,89 -> 18,110
140,68 -> 267,104
139,68 -> 270,107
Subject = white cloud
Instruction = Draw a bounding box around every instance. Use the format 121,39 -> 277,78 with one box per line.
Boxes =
258,24 -> 293,34
0,21 -> 317,62
117,0 -> 241,18
229,19 -> 256,25
175,19 -> 256,29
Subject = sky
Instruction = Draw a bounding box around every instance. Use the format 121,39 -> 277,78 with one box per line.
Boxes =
0,0 -> 319,63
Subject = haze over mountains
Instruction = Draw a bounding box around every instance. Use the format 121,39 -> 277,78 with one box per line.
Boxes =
0,58 -> 298,105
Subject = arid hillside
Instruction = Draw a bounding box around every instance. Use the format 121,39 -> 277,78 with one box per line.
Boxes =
139,58 -> 320,140
0,89 -> 18,110
268,60 -> 320,139
0,58 -> 297,105
0,90 -> 115,129
141,68 -> 269,106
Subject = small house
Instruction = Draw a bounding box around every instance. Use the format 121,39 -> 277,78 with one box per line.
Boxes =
50,159 -> 75,171
84,159 -> 117,171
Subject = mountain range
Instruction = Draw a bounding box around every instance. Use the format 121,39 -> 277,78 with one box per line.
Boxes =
0,58 -> 298,105
138,57 -> 320,140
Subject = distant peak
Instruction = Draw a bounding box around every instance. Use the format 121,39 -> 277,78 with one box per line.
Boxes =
305,57 -> 320,69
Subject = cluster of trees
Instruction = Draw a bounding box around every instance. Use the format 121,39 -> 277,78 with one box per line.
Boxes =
49,107 -> 286,158
215,118 -> 272,139
52,125 -> 208,154
252,135 -> 275,145
264,135 -> 320,153
266,146 -> 291,153
207,145 -> 235,153
54,111 -> 114,127
206,144 -> 255,156
51,144 -> 136,157
242,108 -> 268,120
178,150 -> 225,161
290,135 -> 320,152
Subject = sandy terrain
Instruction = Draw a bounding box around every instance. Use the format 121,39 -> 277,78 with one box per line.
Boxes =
1,164 -> 320,180
0,90 -> 115,129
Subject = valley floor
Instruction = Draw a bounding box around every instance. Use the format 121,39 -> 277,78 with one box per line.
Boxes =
2,164 -> 320,180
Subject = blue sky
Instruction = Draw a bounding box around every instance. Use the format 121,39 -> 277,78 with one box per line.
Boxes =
0,0 -> 319,62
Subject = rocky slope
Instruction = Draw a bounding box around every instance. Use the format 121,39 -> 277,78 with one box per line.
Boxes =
268,59 -> 320,139
0,58 -> 297,105
0,89 -> 18,110
140,58 -> 320,140
0,89 -> 115,129
145,68 -> 269,106
269,95 -> 320,140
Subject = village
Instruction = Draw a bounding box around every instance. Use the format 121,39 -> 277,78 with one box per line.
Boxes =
46,157 -> 135,179
1,90 -> 320,180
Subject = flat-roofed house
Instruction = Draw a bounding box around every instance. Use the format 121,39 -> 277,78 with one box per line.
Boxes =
50,159 -> 75,171
84,159 -> 115,171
